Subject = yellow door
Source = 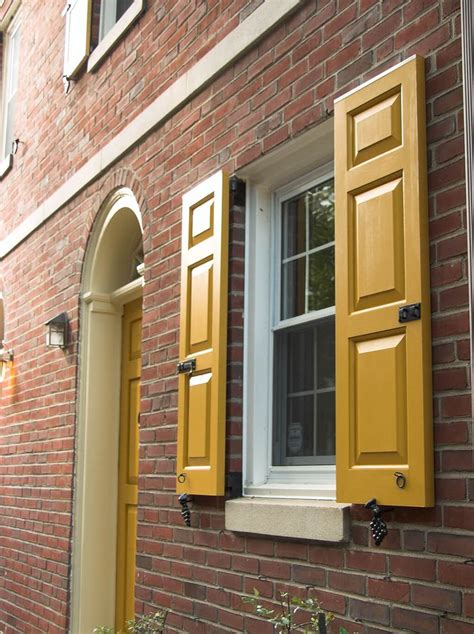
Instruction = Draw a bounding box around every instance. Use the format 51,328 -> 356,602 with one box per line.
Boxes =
115,298 -> 142,630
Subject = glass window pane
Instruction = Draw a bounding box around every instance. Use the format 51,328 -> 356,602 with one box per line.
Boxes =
286,396 -> 314,458
282,195 -> 305,258
308,179 -> 335,250
308,246 -> 334,311
316,391 -> 335,457
317,317 -> 335,389
281,257 -> 305,319
288,328 -> 314,392
273,319 -> 335,466
117,0 -> 133,21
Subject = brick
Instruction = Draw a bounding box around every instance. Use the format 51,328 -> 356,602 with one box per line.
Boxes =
443,505 -> 474,530
412,584 -> 462,614
433,87 -> 464,116
428,532 -> 474,557
431,262 -> 463,289
275,542 -> 308,561
390,555 -> 437,580
439,284 -> 469,310
435,135 -> 465,165
350,598 -> 390,625
404,530 -> 426,552
308,545 -> 344,568
292,564 -> 326,587
337,52 -> 373,89
392,607 -> 440,634
362,11 -> 402,50
441,396 -> 472,418
328,571 -> 366,595
323,3 -> 357,40
346,551 -> 387,574
433,367 -> 467,391
432,312 -> 469,339
464,593 -> 474,618
435,477 -> 467,500
368,577 -> 410,603
395,7 -> 439,47
435,421 -> 469,445
442,619 -> 474,634
439,561 -> 474,588
430,211 -> 463,239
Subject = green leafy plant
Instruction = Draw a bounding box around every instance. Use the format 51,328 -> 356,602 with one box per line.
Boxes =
93,609 -> 168,634
242,588 -> 333,633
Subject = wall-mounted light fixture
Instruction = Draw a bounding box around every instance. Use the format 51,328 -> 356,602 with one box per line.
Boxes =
0,348 -> 13,382
45,312 -> 69,349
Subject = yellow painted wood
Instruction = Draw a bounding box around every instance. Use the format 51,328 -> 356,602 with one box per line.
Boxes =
176,171 -> 229,496
335,56 -> 433,507
115,298 -> 142,631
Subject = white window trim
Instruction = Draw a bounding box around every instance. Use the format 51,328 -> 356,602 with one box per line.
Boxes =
1,9 -> 20,168
244,166 -> 337,500
0,152 -> 12,178
225,121 -> 350,543
87,0 -> 143,72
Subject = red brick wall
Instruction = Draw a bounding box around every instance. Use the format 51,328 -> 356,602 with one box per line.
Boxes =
0,0 -> 471,632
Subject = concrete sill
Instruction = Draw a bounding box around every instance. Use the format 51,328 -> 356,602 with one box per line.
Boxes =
225,497 -> 351,543
87,0 -> 144,72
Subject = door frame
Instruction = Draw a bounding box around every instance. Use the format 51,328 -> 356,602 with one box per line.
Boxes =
71,189 -> 143,633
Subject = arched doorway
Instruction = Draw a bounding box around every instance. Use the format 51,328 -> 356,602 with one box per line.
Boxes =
71,188 -> 144,633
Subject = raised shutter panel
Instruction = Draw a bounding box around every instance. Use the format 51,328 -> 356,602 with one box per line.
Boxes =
176,171 -> 229,496
63,0 -> 91,78
335,55 -> 433,508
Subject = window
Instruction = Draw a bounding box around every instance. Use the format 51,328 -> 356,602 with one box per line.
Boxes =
273,178 -> 335,468
1,11 -> 20,160
99,0 -> 133,41
63,0 -> 143,78
242,121 -> 336,500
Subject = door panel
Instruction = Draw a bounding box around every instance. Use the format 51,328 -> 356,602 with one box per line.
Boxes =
116,298 -> 142,630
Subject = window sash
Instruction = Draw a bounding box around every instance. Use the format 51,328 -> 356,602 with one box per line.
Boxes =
271,173 -> 335,468
243,158 -> 336,500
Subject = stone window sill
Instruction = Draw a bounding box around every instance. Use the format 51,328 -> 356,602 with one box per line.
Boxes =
225,497 -> 351,542
87,0 -> 144,73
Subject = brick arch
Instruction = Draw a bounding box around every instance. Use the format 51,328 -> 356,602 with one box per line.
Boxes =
92,166 -> 149,245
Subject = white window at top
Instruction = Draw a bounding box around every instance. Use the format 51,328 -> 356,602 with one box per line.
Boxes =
99,0 -> 133,40
2,14 -> 20,159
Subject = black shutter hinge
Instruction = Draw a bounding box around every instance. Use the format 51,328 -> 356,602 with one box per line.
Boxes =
225,472 -> 242,499
398,302 -> 421,323
230,176 -> 246,207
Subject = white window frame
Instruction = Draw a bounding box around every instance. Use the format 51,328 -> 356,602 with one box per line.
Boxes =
242,122 -> 336,501
87,0 -> 143,72
1,10 -> 20,161
272,172 -> 336,464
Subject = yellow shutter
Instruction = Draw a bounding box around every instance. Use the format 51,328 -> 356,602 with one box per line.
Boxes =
63,0 -> 91,79
176,171 -> 229,496
335,55 -> 433,507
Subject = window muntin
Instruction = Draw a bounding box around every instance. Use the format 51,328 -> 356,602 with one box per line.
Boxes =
2,15 -> 20,159
272,177 -> 335,467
